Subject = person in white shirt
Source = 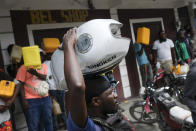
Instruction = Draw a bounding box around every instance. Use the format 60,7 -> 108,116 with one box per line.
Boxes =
43,49 -> 67,130
153,30 -> 176,74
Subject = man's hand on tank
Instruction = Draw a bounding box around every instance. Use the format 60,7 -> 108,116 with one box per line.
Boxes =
63,28 -> 77,49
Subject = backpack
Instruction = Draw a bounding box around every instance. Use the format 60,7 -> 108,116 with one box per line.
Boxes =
91,112 -> 135,131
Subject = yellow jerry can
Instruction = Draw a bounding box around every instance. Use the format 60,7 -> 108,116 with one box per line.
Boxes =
176,64 -> 181,75
137,27 -> 150,45
170,64 -> 181,75
22,45 -> 41,69
171,64 -> 189,75
42,38 -> 60,53
11,45 -> 22,63
0,80 -> 15,98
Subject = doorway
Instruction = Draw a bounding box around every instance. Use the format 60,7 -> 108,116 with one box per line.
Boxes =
27,22 -> 83,46
129,18 -> 164,90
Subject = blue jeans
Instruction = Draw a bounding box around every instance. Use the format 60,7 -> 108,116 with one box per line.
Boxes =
49,90 -> 66,130
25,96 -> 53,131
139,64 -> 153,87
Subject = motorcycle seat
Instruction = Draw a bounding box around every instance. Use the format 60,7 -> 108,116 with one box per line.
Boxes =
169,106 -> 193,125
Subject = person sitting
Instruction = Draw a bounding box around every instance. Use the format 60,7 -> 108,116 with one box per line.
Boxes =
63,28 -> 135,131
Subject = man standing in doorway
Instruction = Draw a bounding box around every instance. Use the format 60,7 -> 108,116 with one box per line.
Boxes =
175,29 -> 190,64
153,30 -> 176,74
134,43 -> 153,87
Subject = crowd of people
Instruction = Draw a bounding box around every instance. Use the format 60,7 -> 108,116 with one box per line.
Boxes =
134,27 -> 196,126
0,26 -> 135,131
134,28 -> 196,87
0,24 -> 196,131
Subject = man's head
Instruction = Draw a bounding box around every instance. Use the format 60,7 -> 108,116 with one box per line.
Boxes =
177,29 -> 186,39
85,75 -> 118,114
159,30 -> 167,42
39,48 -> 46,62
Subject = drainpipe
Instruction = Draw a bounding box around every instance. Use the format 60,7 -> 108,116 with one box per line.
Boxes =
174,8 -> 181,31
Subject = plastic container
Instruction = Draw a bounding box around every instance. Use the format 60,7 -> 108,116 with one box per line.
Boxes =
75,19 -> 130,75
0,80 -> 15,98
11,45 -> 22,63
180,64 -> 189,74
52,98 -> 62,116
176,64 -> 181,75
171,64 -> 189,75
42,38 -> 60,53
22,45 -> 41,69
137,27 -> 150,45
51,19 -> 130,76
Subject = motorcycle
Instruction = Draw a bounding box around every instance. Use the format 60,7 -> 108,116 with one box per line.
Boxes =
129,71 -> 165,124
156,91 -> 195,131
129,83 -> 195,130
153,69 -> 186,104
168,73 -> 186,104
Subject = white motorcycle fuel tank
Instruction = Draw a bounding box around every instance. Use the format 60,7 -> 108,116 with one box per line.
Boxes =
76,19 -> 130,74
50,19 -> 130,89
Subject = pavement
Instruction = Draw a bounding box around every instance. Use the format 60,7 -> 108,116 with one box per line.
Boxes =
119,96 -> 161,131
119,94 -> 190,131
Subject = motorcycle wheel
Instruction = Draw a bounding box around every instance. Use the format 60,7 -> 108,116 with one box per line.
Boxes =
129,101 -> 158,124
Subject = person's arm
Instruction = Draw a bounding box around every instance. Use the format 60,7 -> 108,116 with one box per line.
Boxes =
63,28 -> 87,128
174,41 -> 182,64
152,41 -> 158,65
171,47 -> 177,65
152,49 -> 157,65
15,66 -> 29,111
27,68 -> 46,80
18,82 -> 29,111
5,84 -> 21,109
137,45 -> 144,56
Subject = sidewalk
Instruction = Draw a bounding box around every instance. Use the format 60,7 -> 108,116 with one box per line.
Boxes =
119,97 -> 161,131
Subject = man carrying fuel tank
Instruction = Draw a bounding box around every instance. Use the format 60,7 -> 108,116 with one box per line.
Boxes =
63,28 -> 135,131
